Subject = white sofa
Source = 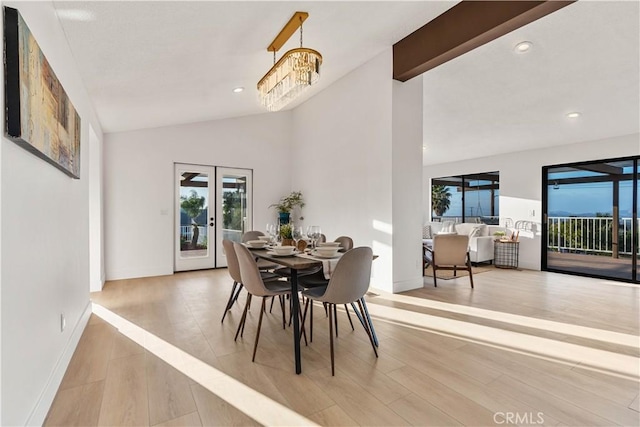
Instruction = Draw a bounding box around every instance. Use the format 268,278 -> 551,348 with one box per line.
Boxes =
423,222 -> 504,264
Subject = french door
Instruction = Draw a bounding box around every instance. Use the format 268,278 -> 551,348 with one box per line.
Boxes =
542,156 -> 639,283
174,164 -> 252,271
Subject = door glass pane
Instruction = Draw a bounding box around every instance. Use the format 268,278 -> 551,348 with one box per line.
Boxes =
179,171 -> 209,258
636,161 -> 639,282
546,160 -> 633,280
221,175 -> 247,243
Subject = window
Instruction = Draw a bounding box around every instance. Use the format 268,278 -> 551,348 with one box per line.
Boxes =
431,171 -> 499,224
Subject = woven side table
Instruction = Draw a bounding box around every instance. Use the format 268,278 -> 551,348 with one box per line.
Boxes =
494,240 -> 519,269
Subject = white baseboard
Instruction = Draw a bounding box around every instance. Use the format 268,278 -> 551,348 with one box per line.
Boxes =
106,265 -> 173,281
393,277 -> 423,293
26,301 -> 92,426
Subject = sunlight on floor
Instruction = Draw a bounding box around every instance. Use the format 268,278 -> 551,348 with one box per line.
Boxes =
92,303 -> 317,427
365,300 -> 640,380
373,293 -> 638,347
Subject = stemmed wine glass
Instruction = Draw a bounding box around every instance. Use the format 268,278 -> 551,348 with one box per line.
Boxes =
266,223 -> 277,245
292,226 -> 302,246
309,226 -> 321,249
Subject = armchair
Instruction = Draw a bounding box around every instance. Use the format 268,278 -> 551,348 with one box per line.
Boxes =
427,234 -> 474,288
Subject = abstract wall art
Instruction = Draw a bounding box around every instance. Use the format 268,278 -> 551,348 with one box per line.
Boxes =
4,6 -> 81,178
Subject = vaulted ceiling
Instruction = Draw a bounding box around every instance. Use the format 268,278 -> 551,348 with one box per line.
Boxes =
53,1 -> 639,165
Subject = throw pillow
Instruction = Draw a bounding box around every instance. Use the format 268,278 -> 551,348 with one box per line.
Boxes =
441,220 -> 455,233
422,225 -> 432,239
468,226 -> 482,238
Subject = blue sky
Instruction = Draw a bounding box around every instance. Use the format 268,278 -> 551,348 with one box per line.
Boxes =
548,180 -> 635,216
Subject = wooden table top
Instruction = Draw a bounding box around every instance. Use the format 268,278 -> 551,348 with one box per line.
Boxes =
251,248 -> 322,270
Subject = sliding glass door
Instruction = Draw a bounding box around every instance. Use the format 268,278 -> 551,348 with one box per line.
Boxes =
543,157 -> 639,283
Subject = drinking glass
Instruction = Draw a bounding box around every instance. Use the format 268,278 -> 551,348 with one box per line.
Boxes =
292,226 -> 302,244
266,223 -> 277,245
309,226 -> 321,249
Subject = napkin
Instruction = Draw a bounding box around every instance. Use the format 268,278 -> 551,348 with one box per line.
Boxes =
296,252 -> 342,279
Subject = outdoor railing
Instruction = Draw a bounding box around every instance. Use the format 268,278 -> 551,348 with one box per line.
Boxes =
547,216 -> 639,256
180,226 -> 243,245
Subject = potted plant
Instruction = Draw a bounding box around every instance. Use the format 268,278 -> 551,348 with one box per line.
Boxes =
493,230 -> 507,241
270,191 -> 305,224
279,223 -> 294,246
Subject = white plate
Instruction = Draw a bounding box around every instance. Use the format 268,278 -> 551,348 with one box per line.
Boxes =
244,243 -> 267,249
266,250 -> 297,257
311,251 -> 340,259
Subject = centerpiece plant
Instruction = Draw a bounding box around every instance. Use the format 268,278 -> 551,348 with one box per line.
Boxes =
279,224 -> 294,246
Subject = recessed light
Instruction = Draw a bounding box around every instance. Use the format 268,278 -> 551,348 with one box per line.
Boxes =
422,146 -> 426,150
514,41 -> 532,53
232,87 -> 244,93
566,112 -> 581,118
55,9 -> 96,22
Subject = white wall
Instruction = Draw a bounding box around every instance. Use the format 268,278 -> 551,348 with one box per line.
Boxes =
292,50 -> 394,290
423,133 -> 640,270
104,112 -> 292,280
0,2 -> 104,425
292,49 -> 427,292
391,78 -> 424,292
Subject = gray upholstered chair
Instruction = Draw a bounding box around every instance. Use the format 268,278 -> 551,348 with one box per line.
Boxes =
240,230 -> 278,271
334,236 -> 353,252
232,242 -> 291,362
300,246 -> 377,375
220,239 -> 279,323
428,234 -> 474,288
241,230 -> 265,243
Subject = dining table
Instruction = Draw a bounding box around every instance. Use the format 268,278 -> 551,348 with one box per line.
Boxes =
251,248 -> 321,374
251,246 -> 379,374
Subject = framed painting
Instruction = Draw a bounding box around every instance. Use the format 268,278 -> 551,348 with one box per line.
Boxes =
4,6 -> 81,178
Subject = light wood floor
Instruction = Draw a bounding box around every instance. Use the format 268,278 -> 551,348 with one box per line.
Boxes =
45,268 -> 640,426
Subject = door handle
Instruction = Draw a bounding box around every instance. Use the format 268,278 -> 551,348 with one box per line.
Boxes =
210,217 -> 215,227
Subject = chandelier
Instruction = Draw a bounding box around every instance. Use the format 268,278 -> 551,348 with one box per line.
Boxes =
257,12 -> 322,111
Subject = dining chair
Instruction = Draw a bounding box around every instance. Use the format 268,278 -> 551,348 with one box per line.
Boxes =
300,247 -> 377,375
334,236 -> 353,252
220,239 -> 280,323
428,234 -> 474,288
241,230 -> 265,243
241,230 -> 278,271
233,242 -> 292,362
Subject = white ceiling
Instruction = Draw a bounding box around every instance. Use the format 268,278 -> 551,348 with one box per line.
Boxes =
53,1 -> 639,165
422,1 -> 640,165
53,1 -> 455,133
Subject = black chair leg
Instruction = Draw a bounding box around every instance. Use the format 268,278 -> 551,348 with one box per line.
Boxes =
280,295 -> 286,329
357,299 -> 378,357
221,281 -> 239,323
344,304 -> 355,331
234,293 -> 251,341
270,296 -> 275,313
232,283 -> 244,304
252,298 -> 266,362
328,303 -> 335,376
360,297 -> 379,347
240,294 -> 252,338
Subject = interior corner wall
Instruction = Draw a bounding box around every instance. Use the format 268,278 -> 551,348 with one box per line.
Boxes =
423,133 -> 640,270
392,77 -> 424,292
103,112 -> 293,280
0,2 -> 104,425
89,126 -> 104,292
291,49 -> 395,291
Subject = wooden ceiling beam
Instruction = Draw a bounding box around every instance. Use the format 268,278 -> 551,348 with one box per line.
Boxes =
393,1 -> 575,82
